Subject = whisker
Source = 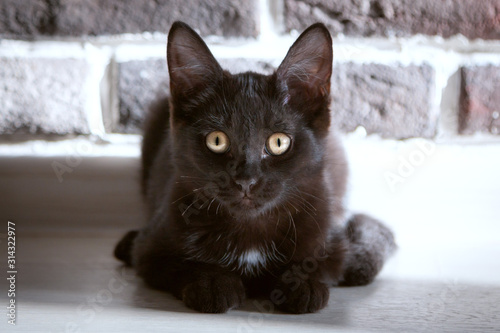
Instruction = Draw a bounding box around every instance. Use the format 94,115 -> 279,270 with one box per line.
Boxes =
290,192 -> 317,212
277,204 -> 292,248
293,187 -> 326,202
171,187 -> 203,204
181,200 -> 197,216
289,188 -> 326,249
207,197 -> 216,212
287,201 -> 300,214
179,175 -> 207,180
174,181 -> 204,185
275,207 -> 281,232
287,193 -> 317,219
286,208 -> 297,259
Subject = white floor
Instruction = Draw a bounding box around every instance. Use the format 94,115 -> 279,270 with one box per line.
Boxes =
1,138 -> 499,332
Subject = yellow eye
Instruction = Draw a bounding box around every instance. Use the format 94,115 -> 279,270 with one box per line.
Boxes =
266,133 -> 291,155
206,131 -> 230,153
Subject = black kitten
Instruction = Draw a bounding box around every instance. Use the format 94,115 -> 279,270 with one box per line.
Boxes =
115,21 -> 396,314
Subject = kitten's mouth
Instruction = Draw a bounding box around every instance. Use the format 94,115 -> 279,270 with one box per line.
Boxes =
220,190 -> 277,218
225,194 -> 278,220
229,195 -> 261,213
240,196 -> 256,208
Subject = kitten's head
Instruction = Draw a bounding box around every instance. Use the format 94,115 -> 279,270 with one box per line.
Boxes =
167,22 -> 333,220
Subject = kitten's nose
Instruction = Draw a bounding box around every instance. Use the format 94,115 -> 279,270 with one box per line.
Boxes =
235,178 -> 257,194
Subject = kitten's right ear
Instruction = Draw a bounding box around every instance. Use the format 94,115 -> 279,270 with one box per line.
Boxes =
167,22 -> 223,101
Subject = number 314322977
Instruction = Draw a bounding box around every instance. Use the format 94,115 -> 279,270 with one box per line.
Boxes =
8,221 -> 16,270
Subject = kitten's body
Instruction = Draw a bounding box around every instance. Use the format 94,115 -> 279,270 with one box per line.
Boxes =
115,22 -> 396,314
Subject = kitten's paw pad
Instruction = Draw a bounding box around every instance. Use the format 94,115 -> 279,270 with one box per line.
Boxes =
182,274 -> 246,313
276,279 -> 329,314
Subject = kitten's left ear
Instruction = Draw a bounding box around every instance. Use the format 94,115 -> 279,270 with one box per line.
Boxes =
276,23 -> 332,104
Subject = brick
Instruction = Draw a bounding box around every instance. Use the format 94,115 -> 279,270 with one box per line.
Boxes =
0,58 -> 90,135
0,0 -> 52,38
459,66 -> 500,135
116,58 -> 274,133
116,60 -> 169,134
0,0 -> 258,39
284,0 -> 500,40
330,63 -> 435,138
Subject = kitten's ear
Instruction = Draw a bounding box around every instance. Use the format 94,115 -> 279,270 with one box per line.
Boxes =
167,22 -> 223,100
276,23 -> 332,104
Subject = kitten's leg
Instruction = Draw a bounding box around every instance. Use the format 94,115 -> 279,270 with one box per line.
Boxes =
262,234 -> 346,313
272,273 -> 330,313
133,233 -> 246,313
115,229 -> 246,313
268,237 -> 345,313
180,264 -> 246,313
139,257 -> 246,313
339,214 -> 397,286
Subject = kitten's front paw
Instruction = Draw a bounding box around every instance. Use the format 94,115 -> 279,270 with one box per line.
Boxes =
275,279 -> 329,314
182,273 -> 246,313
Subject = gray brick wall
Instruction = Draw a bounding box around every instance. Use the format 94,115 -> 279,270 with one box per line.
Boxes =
330,64 -> 435,139
0,58 -> 91,135
117,60 -> 170,134
0,0 -> 499,140
0,0 -> 259,38
459,66 -> 500,135
284,0 -> 500,40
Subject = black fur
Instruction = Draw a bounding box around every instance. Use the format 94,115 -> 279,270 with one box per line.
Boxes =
114,21 -> 396,314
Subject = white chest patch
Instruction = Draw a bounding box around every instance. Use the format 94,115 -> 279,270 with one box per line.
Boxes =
223,242 -> 287,276
185,235 -> 287,276
215,246 -> 267,275
238,249 -> 267,273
